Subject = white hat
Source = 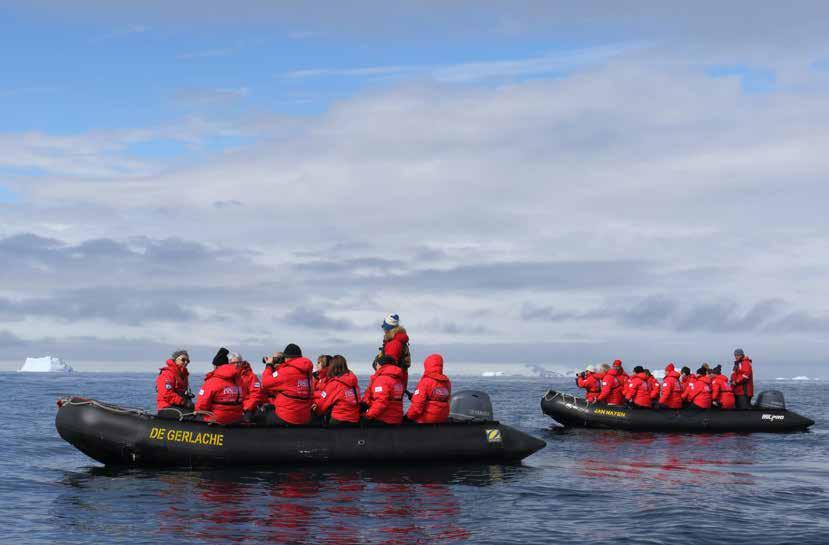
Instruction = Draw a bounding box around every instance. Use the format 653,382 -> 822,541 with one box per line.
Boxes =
585,364 -> 596,373
382,313 -> 400,331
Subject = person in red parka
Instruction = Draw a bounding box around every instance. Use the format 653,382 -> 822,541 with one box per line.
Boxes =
625,366 -> 653,408
680,366 -> 694,389
238,359 -> 264,415
730,348 -> 754,409
313,355 -> 361,425
313,355 -> 332,390
576,365 -> 602,402
261,343 -> 314,425
645,370 -> 660,404
711,364 -> 736,409
363,355 -> 405,424
156,349 -> 193,414
682,366 -> 712,409
406,354 -> 452,424
375,314 -> 411,387
195,348 -> 244,424
612,360 -> 630,397
597,363 -> 625,405
659,363 -> 683,409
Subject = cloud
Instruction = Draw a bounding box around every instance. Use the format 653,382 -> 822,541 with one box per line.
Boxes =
283,307 -> 359,330
284,44 -> 639,83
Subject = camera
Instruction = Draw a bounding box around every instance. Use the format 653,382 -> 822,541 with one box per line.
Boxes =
263,353 -> 286,365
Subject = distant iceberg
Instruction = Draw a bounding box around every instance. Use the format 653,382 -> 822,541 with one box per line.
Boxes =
482,371 -> 505,377
18,356 -> 74,373
792,376 -> 811,381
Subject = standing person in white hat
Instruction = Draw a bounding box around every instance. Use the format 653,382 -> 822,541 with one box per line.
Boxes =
374,313 -> 412,388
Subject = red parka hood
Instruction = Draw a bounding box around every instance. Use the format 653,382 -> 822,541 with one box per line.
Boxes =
664,363 -> 677,375
423,354 -> 449,382
377,364 -> 404,379
162,359 -> 189,377
331,370 -> 358,387
281,357 -> 313,374
206,363 -> 239,381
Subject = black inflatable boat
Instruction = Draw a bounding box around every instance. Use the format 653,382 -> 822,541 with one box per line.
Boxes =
541,390 -> 815,433
56,393 -> 546,468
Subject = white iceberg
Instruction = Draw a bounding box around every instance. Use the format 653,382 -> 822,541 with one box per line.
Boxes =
792,376 -> 810,381
18,356 -> 74,373
482,371 -> 505,377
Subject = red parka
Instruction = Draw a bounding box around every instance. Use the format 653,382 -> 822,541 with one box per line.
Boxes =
364,364 -> 405,424
195,364 -> 243,424
597,368 -> 625,405
625,372 -> 653,408
238,362 -> 264,412
682,375 -> 712,409
576,372 -> 601,402
730,357 -> 754,397
406,354 -> 452,424
156,359 -> 190,411
711,374 -> 736,409
647,375 -> 660,402
313,370 -> 361,423
659,364 -> 683,409
261,357 -> 314,425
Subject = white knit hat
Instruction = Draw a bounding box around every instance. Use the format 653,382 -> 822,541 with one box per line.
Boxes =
382,313 -> 400,330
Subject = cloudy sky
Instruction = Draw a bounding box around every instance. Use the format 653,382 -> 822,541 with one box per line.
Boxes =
2,2 -> 828,375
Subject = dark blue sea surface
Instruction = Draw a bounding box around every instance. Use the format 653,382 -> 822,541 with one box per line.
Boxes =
1,372 -> 827,544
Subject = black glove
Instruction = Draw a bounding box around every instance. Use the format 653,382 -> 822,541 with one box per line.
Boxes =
405,390 -> 413,401
359,401 -> 369,412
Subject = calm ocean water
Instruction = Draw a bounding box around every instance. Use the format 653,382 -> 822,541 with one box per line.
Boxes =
1,372 -> 826,545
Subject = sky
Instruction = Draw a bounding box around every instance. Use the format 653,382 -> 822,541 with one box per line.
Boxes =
1,2 -> 828,376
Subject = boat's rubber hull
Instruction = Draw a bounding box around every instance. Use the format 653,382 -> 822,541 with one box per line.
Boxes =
541,390 -> 815,432
56,398 -> 546,467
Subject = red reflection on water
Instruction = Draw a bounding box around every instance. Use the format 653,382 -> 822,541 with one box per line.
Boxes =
575,431 -> 757,487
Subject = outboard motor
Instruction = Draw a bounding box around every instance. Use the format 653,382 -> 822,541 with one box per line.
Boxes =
449,390 -> 494,422
755,390 -> 786,410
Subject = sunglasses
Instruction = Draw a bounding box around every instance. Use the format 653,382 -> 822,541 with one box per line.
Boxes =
178,358 -> 190,363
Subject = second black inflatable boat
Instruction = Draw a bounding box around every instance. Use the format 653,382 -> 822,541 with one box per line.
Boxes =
541,390 -> 814,432
56,393 -> 546,468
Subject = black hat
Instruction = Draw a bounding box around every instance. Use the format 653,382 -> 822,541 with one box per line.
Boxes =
212,347 -> 229,366
696,366 -> 708,375
283,343 -> 302,358
712,364 -> 722,375
681,366 -> 691,375
633,365 -> 644,374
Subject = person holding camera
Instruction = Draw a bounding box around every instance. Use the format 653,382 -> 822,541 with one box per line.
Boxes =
575,365 -> 601,402
156,349 -> 194,416
238,358 -> 264,417
261,343 -> 314,425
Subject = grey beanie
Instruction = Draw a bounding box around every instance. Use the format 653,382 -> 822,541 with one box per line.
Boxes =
171,350 -> 189,360
734,348 -> 745,357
